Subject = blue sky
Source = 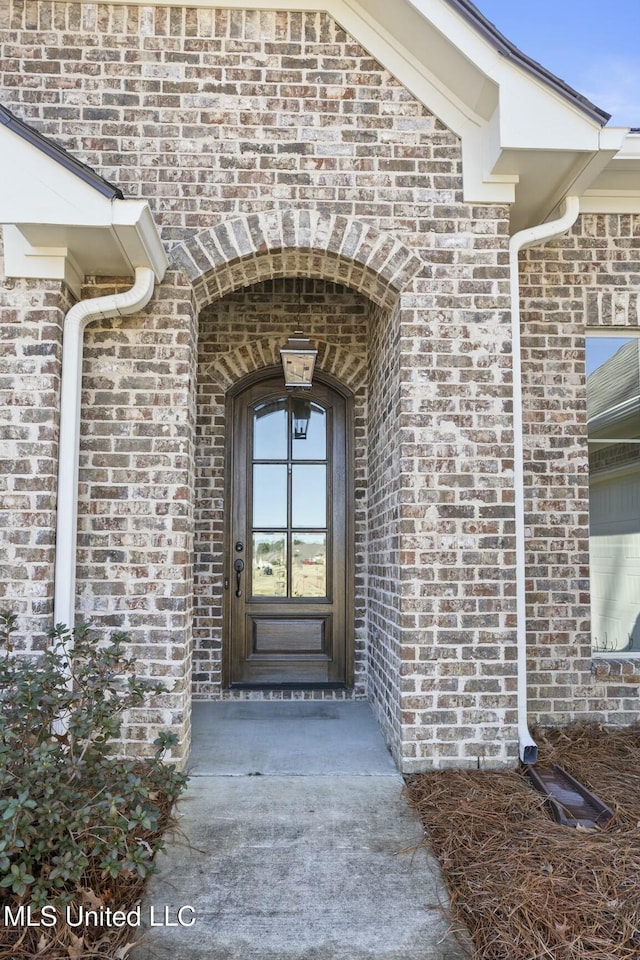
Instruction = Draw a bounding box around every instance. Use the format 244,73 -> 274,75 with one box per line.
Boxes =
586,337 -> 634,376
476,0 -> 640,127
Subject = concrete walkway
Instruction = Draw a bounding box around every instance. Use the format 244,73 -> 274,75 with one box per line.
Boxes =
131,702 -> 471,960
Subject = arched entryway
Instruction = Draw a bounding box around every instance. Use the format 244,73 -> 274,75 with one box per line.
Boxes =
171,210 -> 425,767
225,369 -> 353,688
193,279 -> 368,697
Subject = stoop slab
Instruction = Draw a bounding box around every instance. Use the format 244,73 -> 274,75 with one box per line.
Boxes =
187,700 -> 399,777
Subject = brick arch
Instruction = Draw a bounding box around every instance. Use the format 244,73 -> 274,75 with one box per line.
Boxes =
200,335 -> 367,393
171,210 -> 423,311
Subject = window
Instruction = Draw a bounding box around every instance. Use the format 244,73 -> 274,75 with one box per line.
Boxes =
587,335 -> 640,654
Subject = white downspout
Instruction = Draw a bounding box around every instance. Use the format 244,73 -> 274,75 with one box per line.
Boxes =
510,196 -> 580,764
53,267 -> 156,632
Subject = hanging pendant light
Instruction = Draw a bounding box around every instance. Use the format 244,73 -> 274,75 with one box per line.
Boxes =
280,331 -> 317,390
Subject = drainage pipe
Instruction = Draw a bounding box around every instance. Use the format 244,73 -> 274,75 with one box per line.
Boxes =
53,267 -> 156,633
509,196 -> 580,764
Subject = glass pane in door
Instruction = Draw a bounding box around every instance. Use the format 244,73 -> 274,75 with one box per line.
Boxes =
292,464 -> 326,527
231,379 -> 348,687
292,400 -> 326,460
291,533 -> 326,597
252,533 -> 287,597
253,464 -> 287,527
253,399 -> 288,460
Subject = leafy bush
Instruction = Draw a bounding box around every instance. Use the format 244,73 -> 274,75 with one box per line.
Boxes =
0,611 -> 188,916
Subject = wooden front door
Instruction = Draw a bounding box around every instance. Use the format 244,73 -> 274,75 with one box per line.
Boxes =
226,374 -> 351,687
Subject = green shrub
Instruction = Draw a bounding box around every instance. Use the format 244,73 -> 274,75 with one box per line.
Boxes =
0,611 -> 188,911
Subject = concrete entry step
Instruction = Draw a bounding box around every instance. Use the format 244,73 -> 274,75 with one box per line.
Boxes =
188,700 -> 398,776
131,703 -> 471,960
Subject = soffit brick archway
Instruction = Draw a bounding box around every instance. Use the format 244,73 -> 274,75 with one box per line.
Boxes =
170,210 -> 424,313
199,333 -> 368,395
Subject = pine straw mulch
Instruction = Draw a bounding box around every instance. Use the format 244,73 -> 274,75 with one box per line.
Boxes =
0,787 -> 181,960
405,723 -> 640,960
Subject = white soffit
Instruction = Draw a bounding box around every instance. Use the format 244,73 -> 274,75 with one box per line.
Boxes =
0,118 -> 168,298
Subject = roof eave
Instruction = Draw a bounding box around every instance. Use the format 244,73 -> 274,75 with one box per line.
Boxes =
443,0 -> 610,126
0,108 -> 167,298
0,105 -> 124,200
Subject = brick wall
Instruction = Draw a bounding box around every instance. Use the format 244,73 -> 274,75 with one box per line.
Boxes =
1,2 -> 517,769
520,213 -> 640,727
366,297 -> 404,754
0,229 -> 69,650
0,3 -> 459,243
2,3 -> 638,759
396,247 -> 517,768
75,273 -> 197,759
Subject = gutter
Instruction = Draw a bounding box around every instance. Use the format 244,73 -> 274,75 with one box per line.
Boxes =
509,195 -> 580,764
53,268 -> 156,632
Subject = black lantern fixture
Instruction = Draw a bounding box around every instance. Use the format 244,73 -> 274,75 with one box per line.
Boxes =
292,396 -> 312,440
280,331 -> 317,391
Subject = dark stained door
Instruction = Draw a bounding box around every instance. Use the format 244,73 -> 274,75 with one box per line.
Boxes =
227,375 -> 350,687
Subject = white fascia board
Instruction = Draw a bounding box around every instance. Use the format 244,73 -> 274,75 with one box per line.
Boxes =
335,0 -> 605,206
4,209 -> 167,298
338,0 -> 487,136
537,140 -> 627,224
392,1 -> 608,130
1,124 -> 114,297
581,194 -> 640,214
335,0 -> 515,203
602,128 -> 636,154
356,0 -> 605,151
346,0 -> 498,121
111,201 -> 169,282
3,211 -> 166,300
14,0 -> 626,214
1,120 -> 167,292
350,0 -> 627,210
4,222 -> 117,299
13,200 -> 167,278
496,73 -> 602,152
461,119 -> 518,204
580,132 -> 640,213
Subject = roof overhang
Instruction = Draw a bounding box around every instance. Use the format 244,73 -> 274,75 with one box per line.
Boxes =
340,0 -> 634,228
84,0 -> 640,229
3,0 -> 640,250
589,397 -> 640,439
0,111 -> 167,299
579,134 -> 640,214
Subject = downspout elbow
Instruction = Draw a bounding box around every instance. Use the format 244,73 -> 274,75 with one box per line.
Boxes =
509,197 -> 580,765
54,267 -> 156,634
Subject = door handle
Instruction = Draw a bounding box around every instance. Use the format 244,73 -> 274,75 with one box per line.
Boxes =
234,558 -> 244,597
